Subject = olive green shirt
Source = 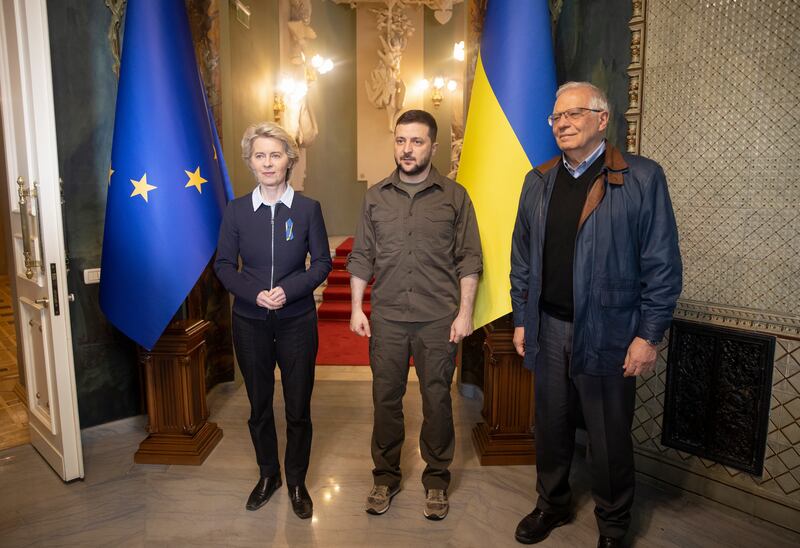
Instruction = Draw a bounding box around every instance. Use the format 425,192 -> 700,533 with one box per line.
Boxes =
346,167 -> 483,322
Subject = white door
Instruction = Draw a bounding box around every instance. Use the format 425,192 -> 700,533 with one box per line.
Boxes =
0,0 -> 83,481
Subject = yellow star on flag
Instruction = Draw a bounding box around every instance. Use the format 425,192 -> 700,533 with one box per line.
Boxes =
130,173 -> 157,202
108,167 -> 114,185
184,166 -> 208,193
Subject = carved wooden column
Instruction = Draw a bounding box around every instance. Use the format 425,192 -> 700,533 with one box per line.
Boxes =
471,315 -> 536,465
134,319 -> 223,465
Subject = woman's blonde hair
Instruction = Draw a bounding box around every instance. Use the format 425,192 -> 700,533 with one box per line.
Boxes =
241,122 -> 300,180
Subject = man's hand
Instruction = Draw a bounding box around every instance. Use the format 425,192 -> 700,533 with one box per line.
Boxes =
350,308 -> 371,338
623,336 -> 658,377
449,312 -> 473,344
513,326 -> 525,357
256,288 -> 285,310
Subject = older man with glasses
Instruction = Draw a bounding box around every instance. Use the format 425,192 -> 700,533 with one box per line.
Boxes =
509,82 -> 682,548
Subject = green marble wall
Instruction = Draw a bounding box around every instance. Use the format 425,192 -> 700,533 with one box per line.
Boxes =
555,0 -> 632,150
47,0 -> 235,428
302,0 -> 363,236
46,0 -> 140,428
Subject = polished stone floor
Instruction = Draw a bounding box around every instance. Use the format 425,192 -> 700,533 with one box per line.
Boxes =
1,367 -> 799,547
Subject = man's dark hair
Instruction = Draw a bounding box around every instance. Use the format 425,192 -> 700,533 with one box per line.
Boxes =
395,109 -> 438,142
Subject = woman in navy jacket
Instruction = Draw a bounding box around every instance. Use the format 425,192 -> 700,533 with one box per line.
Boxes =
214,122 -> 332,519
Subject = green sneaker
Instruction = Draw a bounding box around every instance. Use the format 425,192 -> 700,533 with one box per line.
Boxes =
365,484 -> 400,515
424,489 -> 449,520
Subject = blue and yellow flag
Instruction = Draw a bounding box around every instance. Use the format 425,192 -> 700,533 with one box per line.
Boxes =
457,1 -> 559,328
100,0 -> 232,350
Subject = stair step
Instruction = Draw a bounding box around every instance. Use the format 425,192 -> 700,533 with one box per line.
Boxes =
323,285 -> 370,302
326,270 -> 351,285
318,301 -> 371,320
335,237 -> 354,257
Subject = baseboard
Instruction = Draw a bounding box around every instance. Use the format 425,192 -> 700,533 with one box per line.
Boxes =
635,450 -> 800,534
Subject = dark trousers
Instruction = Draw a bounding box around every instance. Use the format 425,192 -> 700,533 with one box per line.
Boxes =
369,314 -> 458,491
232,309 -> 318,486
534,312 -> 637,539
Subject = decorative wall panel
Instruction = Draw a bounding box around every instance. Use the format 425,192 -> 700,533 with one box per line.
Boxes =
635,335 -> 800,506
639,0 -> 800,317
635,0 -> 800,527
662,321 -> 774,475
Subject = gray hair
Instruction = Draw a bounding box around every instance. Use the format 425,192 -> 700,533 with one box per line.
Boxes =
556,81 -> 610,113
241,122 -> 300,179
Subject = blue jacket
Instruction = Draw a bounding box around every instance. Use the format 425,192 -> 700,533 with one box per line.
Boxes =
214,191 -> 332,320
510,143 -> 682,376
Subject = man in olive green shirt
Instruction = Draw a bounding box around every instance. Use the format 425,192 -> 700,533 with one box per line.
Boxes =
347,110 -> 482,521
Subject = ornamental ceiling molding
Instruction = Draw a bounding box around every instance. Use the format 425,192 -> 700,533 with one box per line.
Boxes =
332,0 -> 463,24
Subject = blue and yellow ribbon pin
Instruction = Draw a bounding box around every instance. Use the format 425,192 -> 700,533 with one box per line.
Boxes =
285,218 -> 294,241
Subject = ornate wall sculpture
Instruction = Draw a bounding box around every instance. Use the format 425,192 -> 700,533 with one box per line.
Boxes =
336,0 -> 463,132
631,0 -> 800,531
278,0 -> 321,190
365,3 -> 414,131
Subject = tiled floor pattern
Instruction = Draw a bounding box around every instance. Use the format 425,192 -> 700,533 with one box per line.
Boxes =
0,273 -> 28,451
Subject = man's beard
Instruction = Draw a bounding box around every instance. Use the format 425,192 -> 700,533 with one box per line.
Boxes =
396,153 -> 432,177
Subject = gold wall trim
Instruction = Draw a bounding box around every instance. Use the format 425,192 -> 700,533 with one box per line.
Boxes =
625,0 -> 645,153
675,300 -> 800,340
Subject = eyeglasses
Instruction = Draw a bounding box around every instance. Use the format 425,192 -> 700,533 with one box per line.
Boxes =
547,107 -> 604,127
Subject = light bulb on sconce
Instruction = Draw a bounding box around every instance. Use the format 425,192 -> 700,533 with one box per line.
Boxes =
310,54 -> 335,76
453,41 -> 465,62
273,53 -> 334,124
274,77 -> 308,123
423,77 -> 457,108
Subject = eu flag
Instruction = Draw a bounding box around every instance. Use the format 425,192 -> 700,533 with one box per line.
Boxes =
100,0 -> 232,350
457,0 -> 559,328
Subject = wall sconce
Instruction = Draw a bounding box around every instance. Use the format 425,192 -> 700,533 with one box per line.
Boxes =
274,77 -> 308,124
274,54 -> 333,123
418,76 -> 458,108
302,53 -> 334,83
273,91 -> 285,123
310,54 -> 334,75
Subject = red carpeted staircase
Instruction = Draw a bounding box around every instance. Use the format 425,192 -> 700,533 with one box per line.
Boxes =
316,237 -> 372,365
317,237 -> 371,321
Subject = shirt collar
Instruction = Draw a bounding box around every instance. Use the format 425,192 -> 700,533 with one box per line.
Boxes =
563,140 -> 606,178
382,165 -> 444,191
251,184 -> 294,212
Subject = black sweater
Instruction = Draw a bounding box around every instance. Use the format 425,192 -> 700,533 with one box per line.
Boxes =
541,154 -> 605,321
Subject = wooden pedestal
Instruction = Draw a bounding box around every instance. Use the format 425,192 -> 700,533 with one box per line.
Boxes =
471,315 -> 536,465
134,319 -> 223,465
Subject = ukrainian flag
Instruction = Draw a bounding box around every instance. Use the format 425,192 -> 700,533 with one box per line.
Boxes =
457,1 -> 559,328
100,0 -> 232,349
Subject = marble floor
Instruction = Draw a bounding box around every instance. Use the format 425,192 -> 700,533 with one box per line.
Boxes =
0,273 -> 28,451
1,367 -> 799,547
